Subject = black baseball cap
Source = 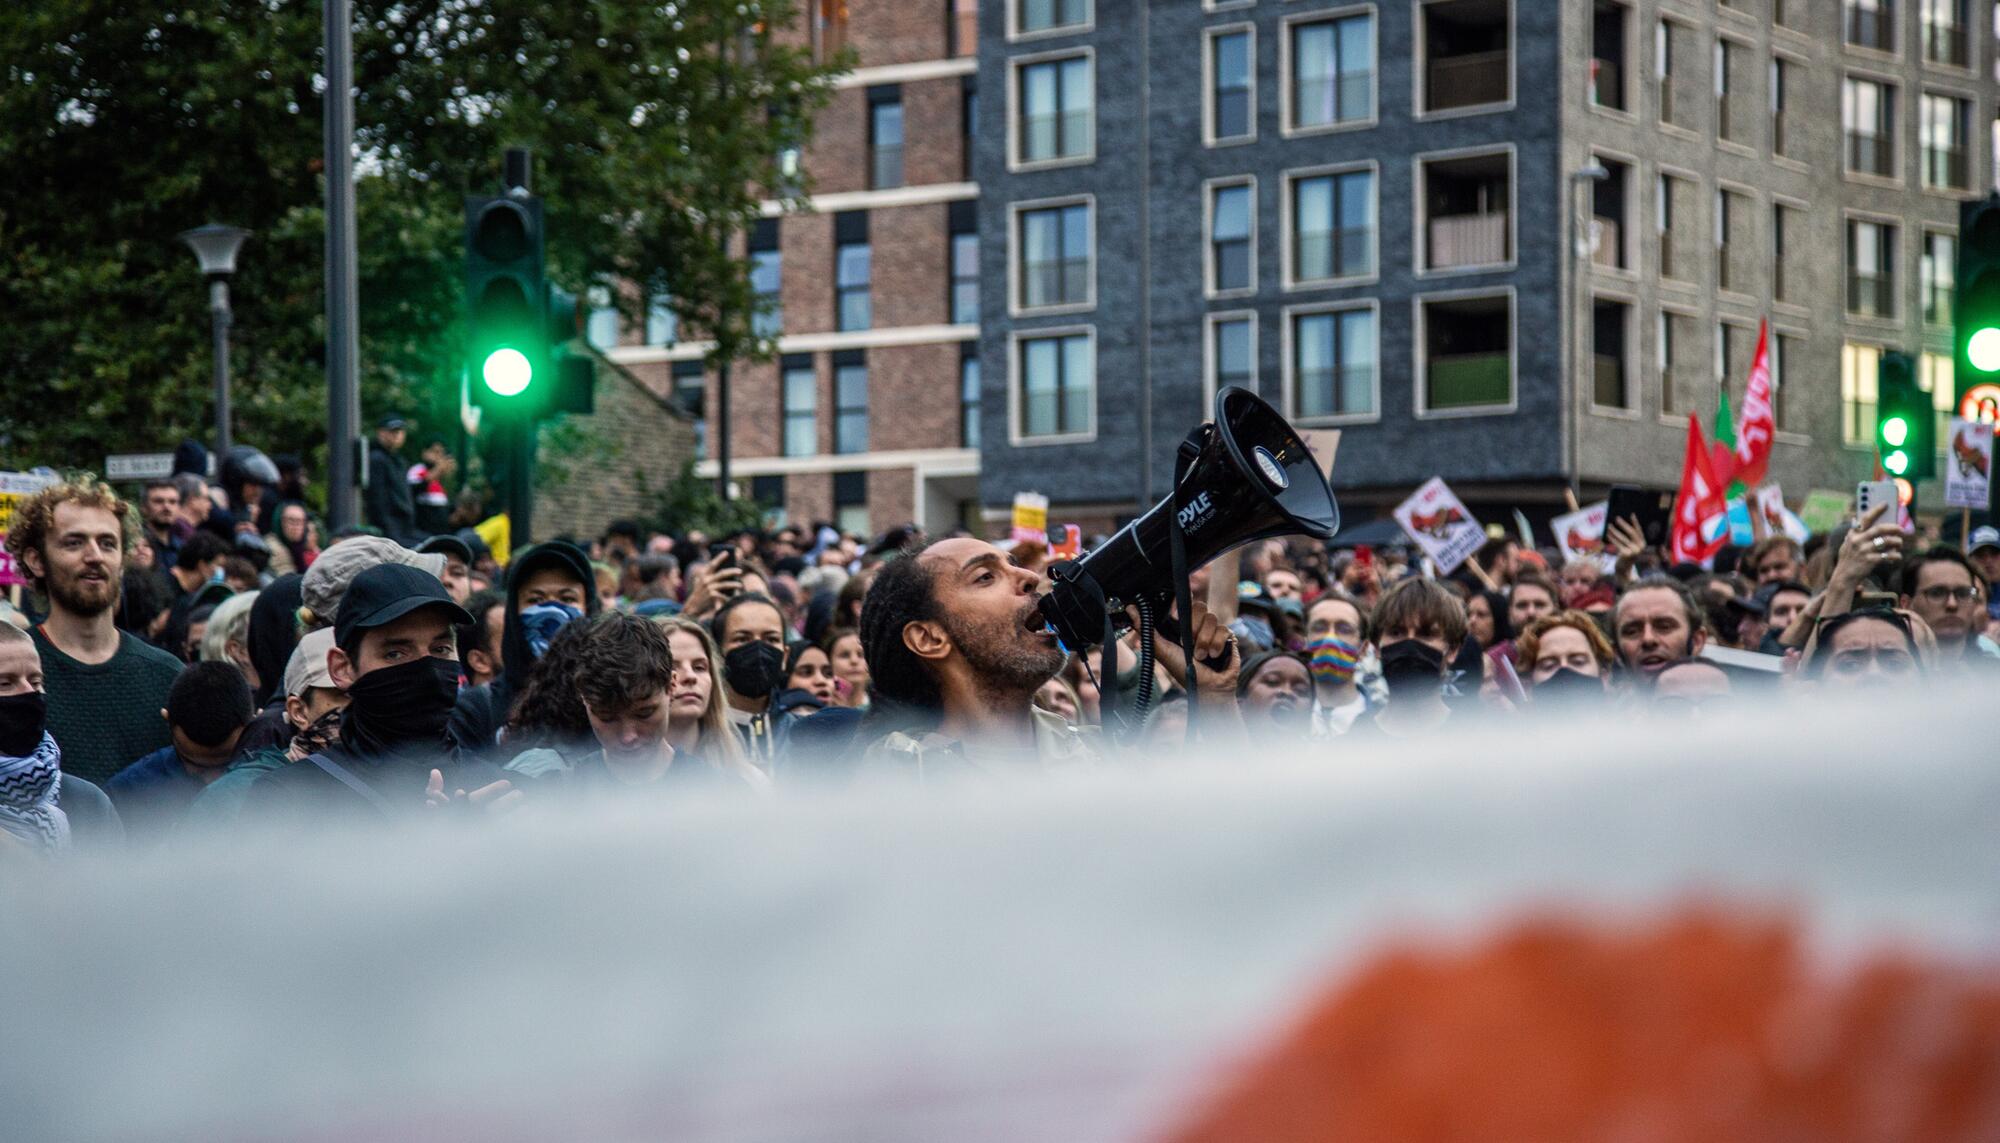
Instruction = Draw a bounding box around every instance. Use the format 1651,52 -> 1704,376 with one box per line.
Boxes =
416,534 -> 474,566
378,414 -> 408,430
334,563 -> 473,651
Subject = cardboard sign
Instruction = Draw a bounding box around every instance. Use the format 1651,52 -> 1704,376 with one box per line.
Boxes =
1296,429 -> 1342,481
1392,477 -> 1483,575
1798,489 -> 1852,537
1048,524 -> 1081,561
0,471 -> 54,587
1010,492 -> 1049,545
1945,417 -> 1994,510
1551,501 -> 1615,571
1750,484 -> 1810,544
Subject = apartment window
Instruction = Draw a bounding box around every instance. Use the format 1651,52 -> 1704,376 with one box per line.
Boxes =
1016,0 -> 1089,36
672,361 -> 707,459
1717,321 -> 1753,398
1418,0 -> 1511,115
748,219 -> 781,339
1716,39 -> 1753,144
1015,54 -> 1093,165
1774,0 -> 1798,29
750,475 -> 787,529
1922,92 -> 1971,190
1841,342 -> 1882,444
1716,189 -> 1750,294
1773,203 -> 1800,304
833,351 -> 868,454
960,346 -> 981,449
949,201 -> 979,325
1846,0 -> 1895,53
833,471 -> 868,537
1844,77 -> 1896,177
1658,309 -> 1692,415
1590,158 -> 1629,271
1771,57 -> 1797,159
1290,306 -> 1376,420
1656,173 -> 1688,281
1422,293 -> 1513,411
1288,12 -> 1374,130
1923,230 -> 1957,325
1209,28 -> 1254,142
1920,351 -> 1957,444
1656,19 -> 1682,128
1593,298 -> 1632,410
585,284 -> 619,350
781,355 -> 817,458
1591,2 -> 1629,112
1208,181 -> 1255,295
950,0 -> 979,57
1210,314 -> 1256,402
961,78 -> 978,182
834,212 -> 870,332
868,87 -> 904,190
645,288 -> 676,346
812,0 -> 849,62
1420,149 -> 1512,272
1017,330 -> 1094,440
1773,332 -> 1798,432
1290,167 -> 1375,283
1016,199 -> 1092,311
1847,218 -> 1897,318
1922,0 -> 1970,66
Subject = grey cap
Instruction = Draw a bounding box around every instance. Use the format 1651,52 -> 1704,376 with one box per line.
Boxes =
1970,526 -> 2000,554
299,535 -> 445,627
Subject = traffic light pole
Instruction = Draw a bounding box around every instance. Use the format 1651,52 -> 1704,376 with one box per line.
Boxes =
502,412 -> 535,546
322,0 -> 361,531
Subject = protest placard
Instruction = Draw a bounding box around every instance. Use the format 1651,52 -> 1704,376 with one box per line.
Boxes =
1798,489 -> 1852,537
1551,501 -> 1615,571
1010,492 -> 1049,545
1945,418 -> 1993,510
1296,429 -> 1341,481
1392,477 -> 1483,575
1750,484 -> 1810,544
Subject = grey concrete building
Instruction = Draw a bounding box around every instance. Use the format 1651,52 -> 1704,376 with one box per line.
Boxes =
975,0 -> 2000,533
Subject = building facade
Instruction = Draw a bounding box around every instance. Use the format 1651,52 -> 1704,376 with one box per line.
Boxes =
601,0 -> 986,536
975,0 -> 2000,534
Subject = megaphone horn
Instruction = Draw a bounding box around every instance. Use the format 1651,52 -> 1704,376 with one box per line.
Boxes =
1035,386 -> 1340,651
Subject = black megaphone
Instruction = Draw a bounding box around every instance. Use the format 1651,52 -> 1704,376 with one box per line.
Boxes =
1035,386 -> 1340,651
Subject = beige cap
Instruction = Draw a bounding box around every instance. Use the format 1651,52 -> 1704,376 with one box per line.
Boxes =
282,628 -> 340,697
299,536 -> 445,627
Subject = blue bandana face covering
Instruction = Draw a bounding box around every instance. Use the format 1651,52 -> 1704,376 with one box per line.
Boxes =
519,602 -> 583,660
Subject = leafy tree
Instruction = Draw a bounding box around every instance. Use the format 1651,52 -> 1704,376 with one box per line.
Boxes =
0,0 -> 838,481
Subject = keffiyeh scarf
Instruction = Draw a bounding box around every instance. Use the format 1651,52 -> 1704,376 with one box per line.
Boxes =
0,734 -> 70,854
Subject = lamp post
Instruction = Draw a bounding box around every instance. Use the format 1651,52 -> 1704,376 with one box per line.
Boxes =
179,223 -> 252,460
1566,165 -> 1610,487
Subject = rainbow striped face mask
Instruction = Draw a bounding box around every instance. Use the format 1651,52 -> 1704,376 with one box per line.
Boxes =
1304,636 -> 1363,686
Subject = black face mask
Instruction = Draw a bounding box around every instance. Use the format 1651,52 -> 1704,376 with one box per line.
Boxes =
341,656 -> 460,754
1378,639 -> 1446,698
0,691 -> 47,758
722,641 -> 788,701
1534,666 -> 1603,703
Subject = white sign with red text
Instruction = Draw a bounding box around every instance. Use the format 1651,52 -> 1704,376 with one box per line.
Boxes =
1551,501 -> 1615,572
1393,477 -> 1483,575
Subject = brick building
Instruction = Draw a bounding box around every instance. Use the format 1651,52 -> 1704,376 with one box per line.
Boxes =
599,0 -> 985,537
531,360 -> 700,543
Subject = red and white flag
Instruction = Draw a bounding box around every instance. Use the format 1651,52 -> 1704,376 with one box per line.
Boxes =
1730,319 -> 1776,488
1670,415 -> 1729,565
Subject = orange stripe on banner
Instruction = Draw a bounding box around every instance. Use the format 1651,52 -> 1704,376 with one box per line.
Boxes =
1164,908 -> 2000,1143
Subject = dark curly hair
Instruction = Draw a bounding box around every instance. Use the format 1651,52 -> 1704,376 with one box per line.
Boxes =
857,544 -> 943,717
503,618 -> 596,756
571,612 -> 677,715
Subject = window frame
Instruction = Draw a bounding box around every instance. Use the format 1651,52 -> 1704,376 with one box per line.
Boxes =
832,354 -> 870,456
1008,325 -> 1099,446
1714,180 -> 1759,301
1841,70 -> 1902,186
780,356 -> 819,459
1204,310 -> 1260,413
1921,226 -> 1957,329
1843,209 -> 1903,324
1919,88 -> 1973,194
1283,299 -> 1382,426
1006,0 -> 1094,44
1840,339 -> 1888,448
1655,302 -> 1700,423
1587,289 -> 1640,417
1412,285 -> 1518,419
866,86 -> 905,191
1412,143 -> 1518,279
1007,47 -> 1097,172
1771,194 -> 1810,313
1008,193 -> 1098,318
1279,4 -> 1379,138
1204,176 -> 1259,299
1281,160 -> 1379,291
1202,23 -> 1259,148
1585,148 -> 1638,280
1411,0 -> 1516,121
1714,32 -> 1758,155
1587,0 -> 1635,121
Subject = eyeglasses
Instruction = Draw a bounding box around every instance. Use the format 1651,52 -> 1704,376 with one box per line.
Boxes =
1917,585 -> 1982,606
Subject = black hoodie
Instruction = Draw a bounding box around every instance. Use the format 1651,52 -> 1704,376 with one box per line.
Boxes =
446,541 -> 599,758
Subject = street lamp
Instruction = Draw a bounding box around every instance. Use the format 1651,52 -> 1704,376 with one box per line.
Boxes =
1566,165 -> 1610,486
179,223 -> 252,460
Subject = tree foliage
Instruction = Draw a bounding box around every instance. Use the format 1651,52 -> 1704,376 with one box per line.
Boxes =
0,0 -> 838,474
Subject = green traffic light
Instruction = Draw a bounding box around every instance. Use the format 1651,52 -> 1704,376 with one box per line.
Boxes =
482,347 -> 533,396
1884,449 -> 1911,476
1881,415 -> 1910,447
1970,327 -> 2000,372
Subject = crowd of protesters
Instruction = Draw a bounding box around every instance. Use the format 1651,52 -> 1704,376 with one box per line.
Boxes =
1,417 -> 1994,858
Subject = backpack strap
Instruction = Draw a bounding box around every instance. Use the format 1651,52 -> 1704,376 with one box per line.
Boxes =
305,752 -> 394,815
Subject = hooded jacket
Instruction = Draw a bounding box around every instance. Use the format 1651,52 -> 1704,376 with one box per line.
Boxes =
245,574 -> 305,710
446,541 -> 599,758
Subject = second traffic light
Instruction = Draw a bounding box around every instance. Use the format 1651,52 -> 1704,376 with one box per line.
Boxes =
1877,350 -> 1936,482
1955,194 -> 2000,413
467,194 -> 547,411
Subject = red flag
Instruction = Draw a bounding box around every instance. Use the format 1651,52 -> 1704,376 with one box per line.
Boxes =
1732,319 -> 1776,488
1670,416 -> 1729,565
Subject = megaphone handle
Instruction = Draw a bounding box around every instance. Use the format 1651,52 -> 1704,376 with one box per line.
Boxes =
1169,430 -> 1207,739
1151,611 -> 1237,674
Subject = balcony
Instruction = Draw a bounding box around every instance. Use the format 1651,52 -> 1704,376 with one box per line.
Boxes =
1429,213 -> 1508,270
1420,0 -> 1510,113
1590,217 -> 1622,270
1589,58 -> 1623,111
1426,50 -> 1509,111
1428,352 -> 1511,408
